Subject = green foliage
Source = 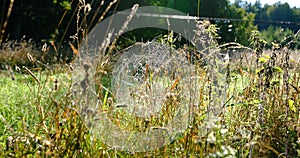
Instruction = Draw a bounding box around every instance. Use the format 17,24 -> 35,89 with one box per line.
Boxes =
227,5 -> 258,45
167,0 -> 191,13
206,24 -> 220,40
266,3 -> 296,25
248,2 -> 300,32
249,30 -> 267,53
199,0 -> 230,17
261,26 -> 295,48
59,1 -> 72,10
147,0 -> 168,6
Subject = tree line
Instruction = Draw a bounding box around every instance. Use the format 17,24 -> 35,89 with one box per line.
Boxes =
0,0 -> 299,48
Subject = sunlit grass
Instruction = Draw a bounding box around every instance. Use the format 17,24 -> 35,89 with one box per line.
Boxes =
0,25 -> 299,157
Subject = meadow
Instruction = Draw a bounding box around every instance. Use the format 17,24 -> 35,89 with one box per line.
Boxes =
0,3 -> 300,157
0,26 -> 299,157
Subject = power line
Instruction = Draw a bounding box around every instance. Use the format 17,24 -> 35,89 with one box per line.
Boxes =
197,16 -> 300,26
128,12 -> 300,26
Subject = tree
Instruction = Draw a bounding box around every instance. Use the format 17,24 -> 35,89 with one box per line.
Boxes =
254,2 -> 300,32
198,0 -> 257,45
234,10 -> 257,45
261,26 -> 295,48
199,0 -> 230,18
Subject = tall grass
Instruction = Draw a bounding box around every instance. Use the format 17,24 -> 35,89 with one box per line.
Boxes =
0,3 -> 299,157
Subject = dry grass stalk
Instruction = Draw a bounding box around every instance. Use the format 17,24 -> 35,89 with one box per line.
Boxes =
23,66 -> 40,84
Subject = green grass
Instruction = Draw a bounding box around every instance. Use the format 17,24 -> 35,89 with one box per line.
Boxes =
0,50 -> 299,157
0,25 -> 299,157
0,73 -> 38,135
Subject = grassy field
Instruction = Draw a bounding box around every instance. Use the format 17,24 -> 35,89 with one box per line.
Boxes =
1,0 -> 300,156
0,12 -> 299,156
0,38 -> 300,157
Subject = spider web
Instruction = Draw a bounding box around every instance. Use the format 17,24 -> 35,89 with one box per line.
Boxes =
111,41 -> 198,118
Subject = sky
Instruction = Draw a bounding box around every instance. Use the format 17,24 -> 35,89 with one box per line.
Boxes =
229,0 -> 300,8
